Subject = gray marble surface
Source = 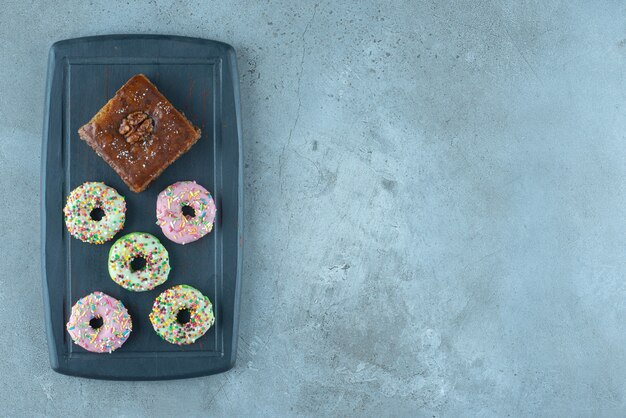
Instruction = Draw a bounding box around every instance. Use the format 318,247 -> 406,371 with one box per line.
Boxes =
1,1 -> 625,416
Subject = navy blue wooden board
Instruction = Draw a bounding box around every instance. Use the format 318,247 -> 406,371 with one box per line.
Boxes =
41,35 -> 242,380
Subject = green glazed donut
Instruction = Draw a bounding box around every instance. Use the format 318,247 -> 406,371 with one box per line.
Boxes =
149,285 -> 215,345
108,232 -> 170,291
63,182 -> 126,244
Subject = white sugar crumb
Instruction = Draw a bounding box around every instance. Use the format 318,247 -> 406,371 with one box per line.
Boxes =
156,101 -> 173,115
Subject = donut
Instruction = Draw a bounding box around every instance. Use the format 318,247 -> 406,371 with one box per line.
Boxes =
149,285 -> 215,345
108,232 -> 170,291
66,291 -> 132,353
156,181 -> 216,245
63,182 -> 126,244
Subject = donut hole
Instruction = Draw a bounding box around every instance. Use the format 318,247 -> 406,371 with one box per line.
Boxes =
130,256 -> 147,272
89,207 -> 105,221
181,205 -> 196,218
89,316 -> 103,330
176,308 -> 191,325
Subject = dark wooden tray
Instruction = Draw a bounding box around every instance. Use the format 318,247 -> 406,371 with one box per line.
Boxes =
41,35 -> 242,380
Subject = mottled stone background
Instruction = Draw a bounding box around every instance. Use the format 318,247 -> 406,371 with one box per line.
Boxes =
1,1 -> 625,416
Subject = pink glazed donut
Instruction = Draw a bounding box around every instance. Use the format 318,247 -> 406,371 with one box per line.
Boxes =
156,181 -> 216,245
66,292 -> 132,353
